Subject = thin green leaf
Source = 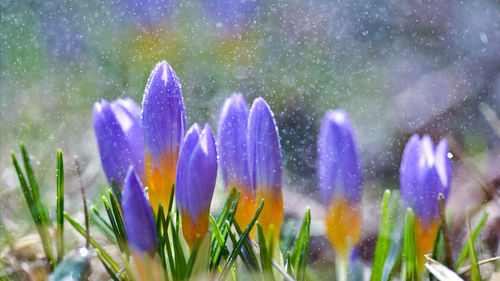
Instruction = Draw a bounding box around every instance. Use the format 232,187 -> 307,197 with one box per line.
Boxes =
65,213 -> 120,272
257,223 -> 272,275
11,151 -> 55,267
220,199 -> 264,281
371,190 -> 391,281
56,150 -> 65,262
97,252 -> 121,281
455,212 -> 488,270
467,234 -> 481,281
403,208 -> 418,281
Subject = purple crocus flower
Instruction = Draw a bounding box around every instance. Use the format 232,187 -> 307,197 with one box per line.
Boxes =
400,134 -> 452,265
93,98 -> 145,188
175,123 -> 218,249
247,97 -> 283,245
317,109 -> 363,260
142,60 -> 186,213
122,166 -> 158,254
217,93 -> 254,229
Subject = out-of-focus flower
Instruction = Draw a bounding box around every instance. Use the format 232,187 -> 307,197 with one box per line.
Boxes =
400,134 -> 452,267
122,167 -> 158,255
317,109 -> 363,260
93,98 -> 145,188
201,0 -> 259,33
217,93 -> 254,229
247,97 -> 283,245
113,0 -> 177,28
176,123 -> 218,249
142,60 -> 186,213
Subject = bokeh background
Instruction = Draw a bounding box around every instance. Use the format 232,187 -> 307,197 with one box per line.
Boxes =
1,0 -> 500,278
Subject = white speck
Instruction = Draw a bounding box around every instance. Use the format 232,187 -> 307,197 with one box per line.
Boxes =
216,22 -> 223,28
447,152 -> 453,159
479,32 -> 488,44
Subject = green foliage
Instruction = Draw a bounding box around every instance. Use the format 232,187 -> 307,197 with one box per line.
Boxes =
11,144 -> 55,267
403,208 -> 419,281
8,146 -> 500,281
455,212 -> 489,270
56,150 -> 65,262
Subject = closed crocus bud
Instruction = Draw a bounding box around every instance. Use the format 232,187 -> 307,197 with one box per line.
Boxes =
318,109 -> 363,261
400,134 -> 452,268
142,60 -> 186,213
217,93 -> 254,229
122,167 -> 158,255
93,98 -> 145,188
247,98 -> 283,245
176,123 -> 218,249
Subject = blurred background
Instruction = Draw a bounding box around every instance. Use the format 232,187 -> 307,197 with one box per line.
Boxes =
1,0 -> 500,277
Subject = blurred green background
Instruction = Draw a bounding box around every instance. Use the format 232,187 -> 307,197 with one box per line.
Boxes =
1,0 -> 500,272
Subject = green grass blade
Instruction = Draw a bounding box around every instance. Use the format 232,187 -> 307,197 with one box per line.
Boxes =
108,191 -> 128,253
11,151 -> 55,267
232,220 -> 260,268
467,234 -> 481,281
220,199 -> 264,281
455,212 -> 488,270
110,180 -> 121,207
65,213 -> 120,271
185,235 -> 201,279
403,208 -> 418,281
89,207 -> 116,243
97,252 -> 121,281
56,150 -> 64,262
371,190 -> 391,281
257,223 -> 272,274
289,208 -> 310,281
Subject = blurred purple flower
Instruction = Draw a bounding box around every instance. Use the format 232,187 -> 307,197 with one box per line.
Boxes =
142,60 -> 186,213
202,0 -> 259,32
400,134 -> 452,265
400,134 -> 452,225
93,98 -> 145,188
217,93 -> 255,228
122,167 -> 158,254
247,97 -> 283,244
317,109 -> 363,259
317,109 -> 363,205
113,0 -> 177,28
175,123 -> 218,249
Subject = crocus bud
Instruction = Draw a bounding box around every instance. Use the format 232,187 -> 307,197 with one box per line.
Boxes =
93,98 -> 145,188
317,109 -> 363,260
176,123 -> 218,249
247,98 -> 283,245
142,60 -> 186,213
400,134 -> 452,267
217,93 -> 254,229
122,167 -> 158,255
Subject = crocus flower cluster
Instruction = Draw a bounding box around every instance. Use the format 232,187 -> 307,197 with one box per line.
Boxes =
94,60 -> 284,254
218,94 -> 284,244
317,109 -> 363,261
94,60 -> 453,268
400,134 -> 452,267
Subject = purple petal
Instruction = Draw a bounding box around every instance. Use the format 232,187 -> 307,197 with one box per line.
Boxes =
317,109 -> 363,205
400,135 -> 453,223
122,167 -> 157,254
93,99 -> 145,187
176,123 -> 218,221
217,93 -> 251,192
247,97 -> 282,194
142,60 -> 186,166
